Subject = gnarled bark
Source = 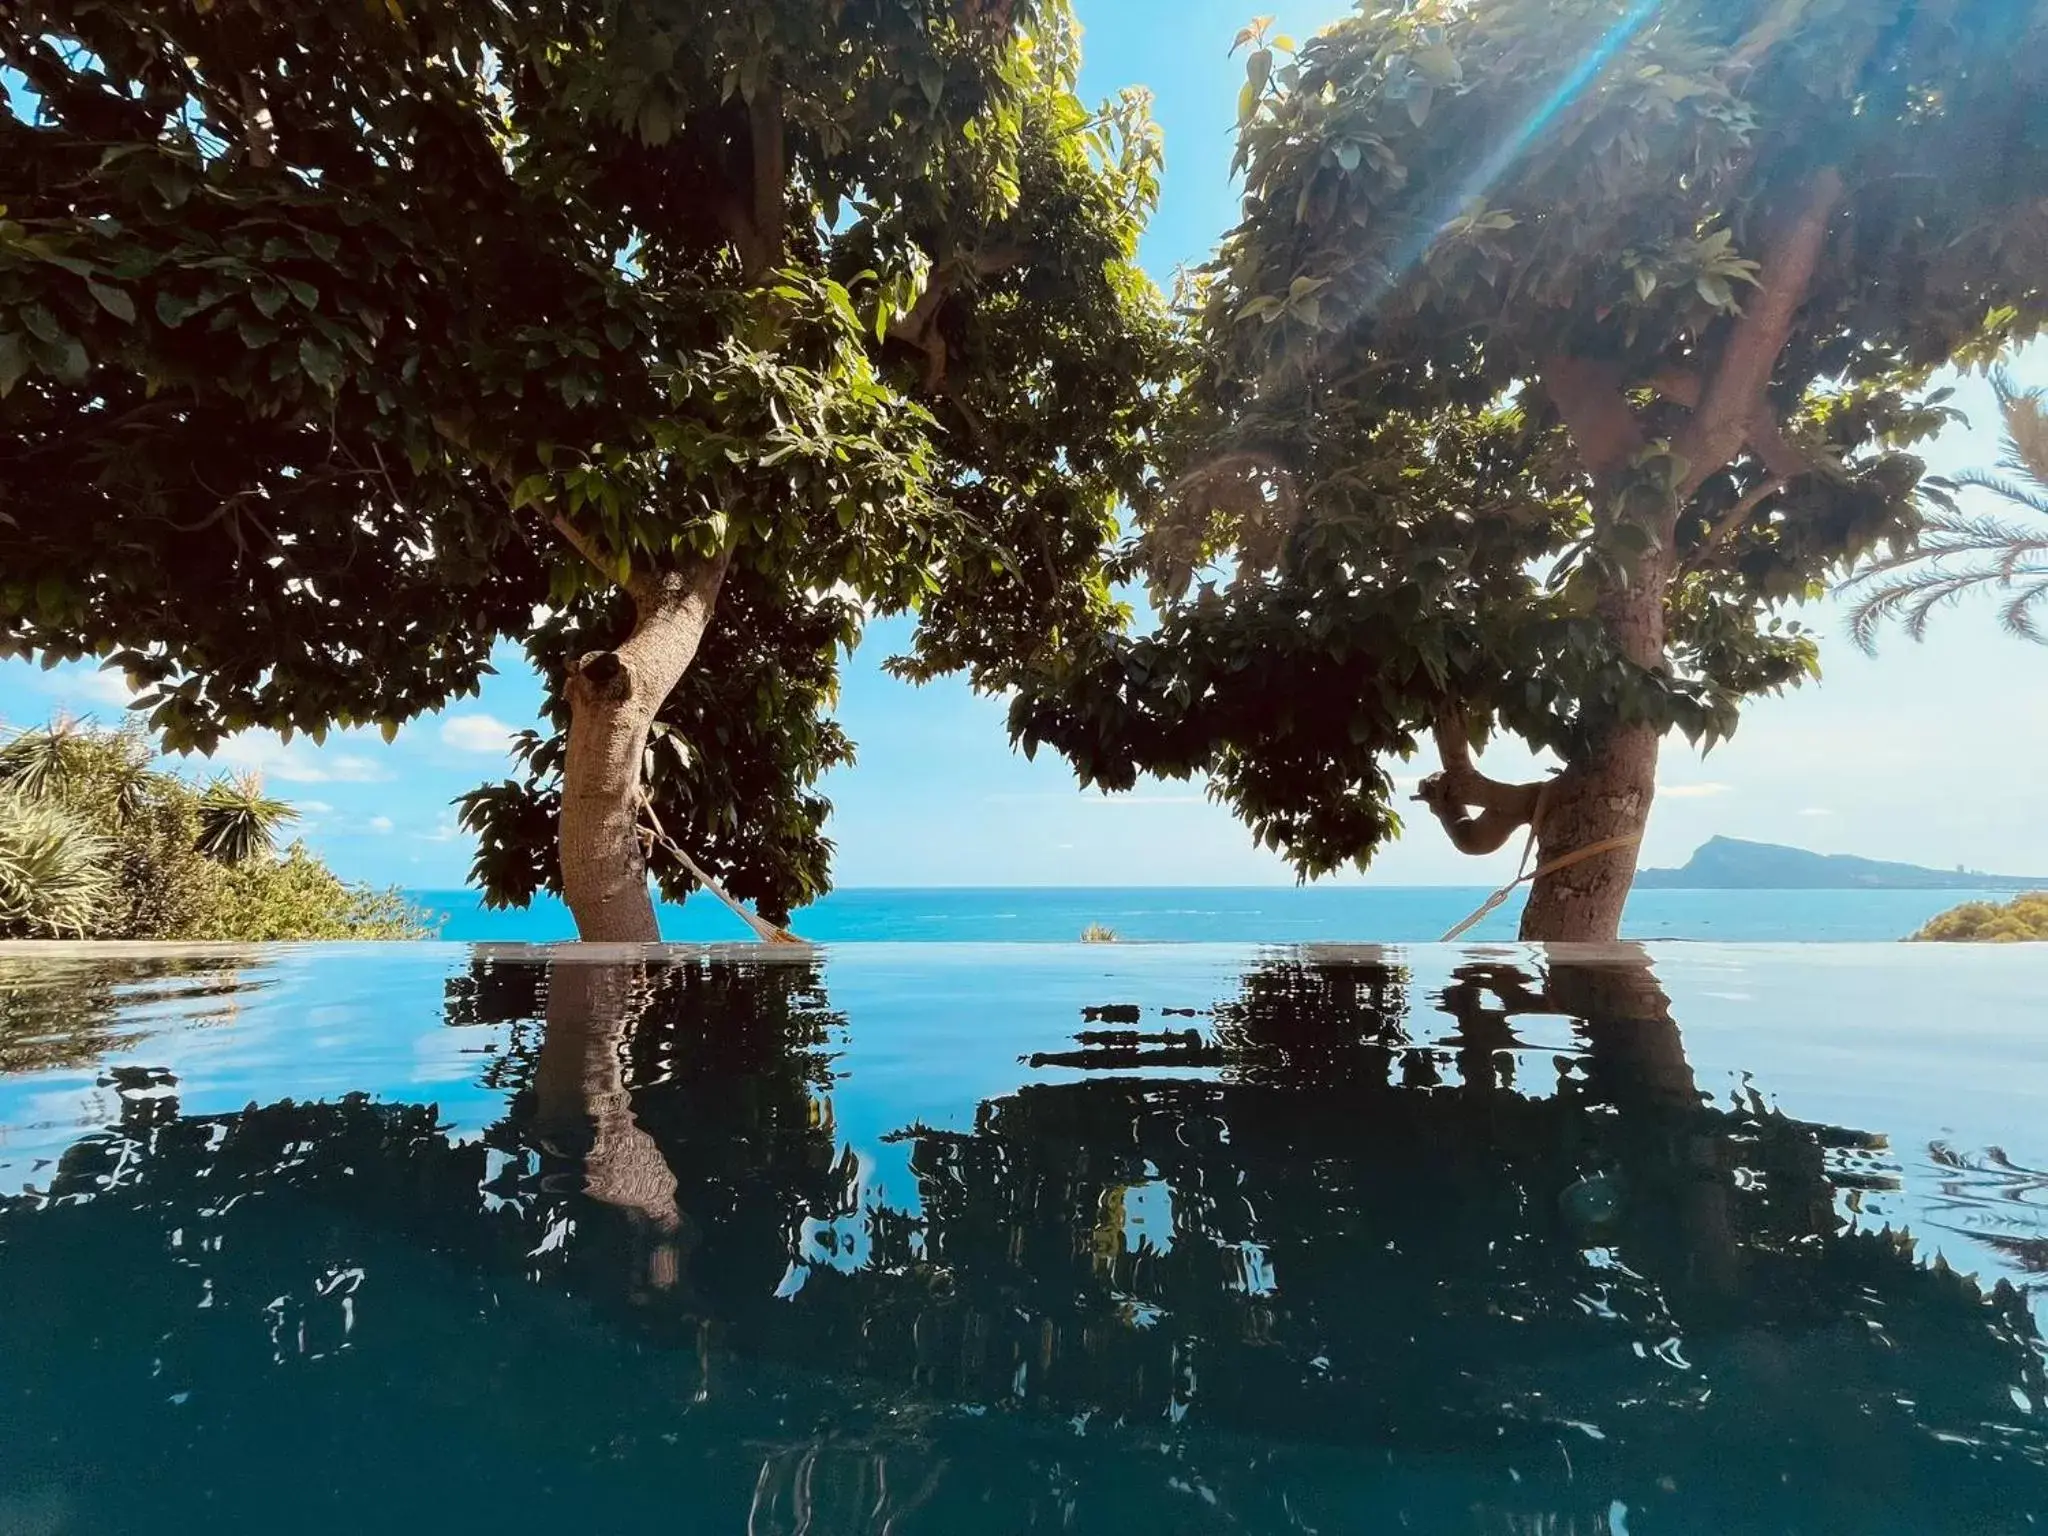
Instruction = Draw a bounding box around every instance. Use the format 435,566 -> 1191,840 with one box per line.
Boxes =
559,550 -> 731,942
1413,710 -> 1544,856
1520,545 -> 1668,943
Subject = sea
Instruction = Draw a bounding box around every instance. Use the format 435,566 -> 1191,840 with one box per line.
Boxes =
406,884 -> 2008,945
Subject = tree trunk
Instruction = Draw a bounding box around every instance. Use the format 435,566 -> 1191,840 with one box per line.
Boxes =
534,959 -> 683,1293
1519,551 -> 1667,943
1518,718 -> 1659,942
559,552 -> 731,942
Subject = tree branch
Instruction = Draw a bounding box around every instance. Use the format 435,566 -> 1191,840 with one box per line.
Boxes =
549,513 -> 614,579
744,83 -> 786,282
1540,355 -> 1649,486
1674,167 -> 1844,501
1745,407 -> 1813,481
1414,709 -> 1546,857
1646,366 -> 1703,408
1730,0 -> 1811,70
237,74 -> 274,168
888,247 -> 1030,390
1682,475 -> 1785,574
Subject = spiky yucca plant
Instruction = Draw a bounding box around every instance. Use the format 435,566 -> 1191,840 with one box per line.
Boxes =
197,775 -> 299,865
1847,371 -> 2048,645
0,790 -> 113,937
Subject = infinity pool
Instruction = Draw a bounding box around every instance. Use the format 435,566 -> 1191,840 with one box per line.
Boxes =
0,943 -> 2043,1533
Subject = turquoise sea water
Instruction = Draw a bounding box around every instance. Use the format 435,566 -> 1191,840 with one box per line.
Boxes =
0,941 -> 2043,1533
413,884 -> 2007,944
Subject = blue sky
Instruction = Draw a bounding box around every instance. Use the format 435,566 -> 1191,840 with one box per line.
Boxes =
5,1 -> 2045,893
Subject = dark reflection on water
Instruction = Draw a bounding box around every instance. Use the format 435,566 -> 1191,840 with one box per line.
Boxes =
0,949 -> 2044,1534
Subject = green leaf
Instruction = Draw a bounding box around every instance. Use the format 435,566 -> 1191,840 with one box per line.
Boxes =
154,292 -> 201,327
1405,86 -> 1434,128
379,719 -> 400,745
0,334 -> 23,396
297,337 -> 342,390
22,305 -> 63,345
637,91 -> 673,146
1696,273 -> 1734,309
1414,45 -> 1462,85
509,475 -> 551,510
1633,265 -> 1657,301
284,278 -> 320,308
53,336 -> 88,383
87,282 -> 136,323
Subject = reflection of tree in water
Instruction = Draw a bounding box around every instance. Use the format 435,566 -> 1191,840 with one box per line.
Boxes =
763,953 -> 2048,1531
0,955 -> 857,1534
0,954 -> 259,1073
0,952 -> 2043,1534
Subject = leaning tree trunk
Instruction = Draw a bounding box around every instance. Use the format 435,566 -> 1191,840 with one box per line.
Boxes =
559,552 -> 731,942
1519,551 -> 1668,943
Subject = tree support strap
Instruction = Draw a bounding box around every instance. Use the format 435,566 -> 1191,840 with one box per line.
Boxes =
637,797 -> 808,946
1439,781 -> 1641,943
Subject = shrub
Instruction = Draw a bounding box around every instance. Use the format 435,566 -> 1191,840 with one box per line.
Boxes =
0,718 -> 434,941
1080,923 -> 1120,944
0,790 -> 114,936
1911,893 -> 2048,943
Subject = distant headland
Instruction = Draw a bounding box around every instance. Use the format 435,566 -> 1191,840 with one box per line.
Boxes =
1636,837 -> 2048,892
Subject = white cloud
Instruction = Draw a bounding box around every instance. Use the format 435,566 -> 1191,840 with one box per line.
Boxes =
29,665 -> 134,709
297,800 -> 334,815
1798,807 -> 1834,817
1656,781 -> 1733,800
367,816 -> 395,835
425,817 -> 465,844
440,714 -> 517,755
206,734 -> 390,784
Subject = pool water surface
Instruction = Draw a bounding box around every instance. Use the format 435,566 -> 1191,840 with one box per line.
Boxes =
0,942 -> 2043,1533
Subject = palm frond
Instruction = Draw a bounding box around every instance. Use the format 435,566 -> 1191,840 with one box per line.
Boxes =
2002,579 -> 2048,643
1991,368 -> 2048,487
1996,540 -> 2048,582
1844,564 -> 2012,651
1840,375 -> 2048,647
1950,468 -> 2048,516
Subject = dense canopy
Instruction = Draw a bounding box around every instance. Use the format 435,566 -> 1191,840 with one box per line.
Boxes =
1015,0 -> 2048,938
0,0 -> 1168,936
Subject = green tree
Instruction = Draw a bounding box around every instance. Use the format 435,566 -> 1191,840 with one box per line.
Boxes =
1015,0 -> 2048,940
0,0 -> 1167,940
1846,370 -> 2048,644
0,717 -> 430,940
